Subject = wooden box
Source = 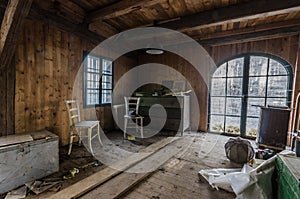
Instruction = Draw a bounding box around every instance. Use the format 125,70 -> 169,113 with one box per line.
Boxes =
0,130 -> 59,194
276,154 -> 300,199
257,107 -> 290,150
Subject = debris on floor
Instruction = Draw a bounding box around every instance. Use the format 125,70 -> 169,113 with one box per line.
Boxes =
4,186 -> 27,199
63,168 -> 80,180
80,160 -> 101,170
25,179 -> 62,195
199,155 -> 276,199
127,135 -> 135,140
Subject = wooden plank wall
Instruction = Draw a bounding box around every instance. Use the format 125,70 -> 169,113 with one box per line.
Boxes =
137,35 -> 300,133
13,18 -> 300,145
14,19 -> 136,145
138,52 -> 208,132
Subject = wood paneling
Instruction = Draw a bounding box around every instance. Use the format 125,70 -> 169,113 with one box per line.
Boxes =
136,35 -> 300,134
14,19 -> 136,145
208,36 -> 298,69
138,52 -> 208,132
11,13 -> 300,145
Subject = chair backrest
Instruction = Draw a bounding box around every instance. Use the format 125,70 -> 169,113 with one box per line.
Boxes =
65,100 -> 81,126
124,97 -> 141,116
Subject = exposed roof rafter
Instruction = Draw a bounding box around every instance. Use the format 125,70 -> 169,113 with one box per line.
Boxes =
158,0 -> 300,31
87,0 -> 166,23
194,18 -> 300,43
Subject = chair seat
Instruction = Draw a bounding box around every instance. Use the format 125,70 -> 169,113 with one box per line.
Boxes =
75,121 -> 99,128
124,115 -> 144,119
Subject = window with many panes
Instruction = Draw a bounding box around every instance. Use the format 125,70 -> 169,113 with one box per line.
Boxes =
209,53 -> 292,138
83,52 -> 113,107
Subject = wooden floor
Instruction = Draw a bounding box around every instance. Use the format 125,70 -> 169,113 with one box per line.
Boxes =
122,133 -> 239,199
80,132 -> 245,199
22,131 -> 252,199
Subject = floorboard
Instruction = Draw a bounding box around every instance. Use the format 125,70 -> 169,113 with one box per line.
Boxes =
120,133 -> 246,199
25,132 -> 253,199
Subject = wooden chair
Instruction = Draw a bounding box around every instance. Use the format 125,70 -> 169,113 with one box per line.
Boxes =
124,97 -> 144,139
65,100 -> 102,156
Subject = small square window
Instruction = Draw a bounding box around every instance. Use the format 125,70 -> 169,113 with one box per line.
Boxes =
83,52 -> 113,107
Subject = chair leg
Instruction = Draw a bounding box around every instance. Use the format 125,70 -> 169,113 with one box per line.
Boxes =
97,122 -> 103,146
140,118 -> 144,139
68,132 -> 74,155
124,118 -> 128,139
88,127 -> 94,156
78,129 -> 82,146
135,119 -> 138,133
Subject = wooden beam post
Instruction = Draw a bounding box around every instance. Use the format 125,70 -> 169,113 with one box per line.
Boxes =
0,0 -> 33,136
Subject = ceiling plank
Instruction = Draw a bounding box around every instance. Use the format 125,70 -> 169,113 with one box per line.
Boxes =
88,21 -> 119,38
28,3 -> 105,44
193,18 -> 300,42
0,0 -> 33,136
87,0 -> 166,23
158,0 -> 300,31
198,24 -> 300,45
0,1 -> 105,45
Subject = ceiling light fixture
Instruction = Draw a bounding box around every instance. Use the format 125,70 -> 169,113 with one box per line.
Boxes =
146,48 -> 164,55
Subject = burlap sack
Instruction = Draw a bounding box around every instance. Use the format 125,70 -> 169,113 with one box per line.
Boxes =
225,137 -> 254,164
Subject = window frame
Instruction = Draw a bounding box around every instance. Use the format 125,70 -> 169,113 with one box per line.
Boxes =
83,51 -> 114,108
208,53 -> 293,138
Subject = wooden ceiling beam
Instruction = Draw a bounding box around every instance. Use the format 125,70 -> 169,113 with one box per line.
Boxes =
159,0 -> 300,31
0,0 -> 32,56
194,18 -> 300,42
87,0 -> 166,23
198,24 -> 300,45
88,21 -> 119,38
0,1 -> 106,43
0,0 -> 33,136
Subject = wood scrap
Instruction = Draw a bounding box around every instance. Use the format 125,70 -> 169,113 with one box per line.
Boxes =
4,186 -> 27,199
25,180 -> 61,195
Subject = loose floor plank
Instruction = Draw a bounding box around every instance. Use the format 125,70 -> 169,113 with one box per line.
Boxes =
46,137 -> 179,199
80,137 -> 192,199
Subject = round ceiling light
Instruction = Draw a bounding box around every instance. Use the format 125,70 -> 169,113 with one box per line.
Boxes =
146,49 -> 164,55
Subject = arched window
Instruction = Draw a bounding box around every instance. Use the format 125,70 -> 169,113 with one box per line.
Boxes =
209,53 -> 293,137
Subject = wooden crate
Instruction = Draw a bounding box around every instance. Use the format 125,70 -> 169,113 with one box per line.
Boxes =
0,130 -> 59,194
276,154 -> 300,199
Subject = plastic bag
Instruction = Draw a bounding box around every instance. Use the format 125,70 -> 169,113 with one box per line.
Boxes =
199,156 -> 276,199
